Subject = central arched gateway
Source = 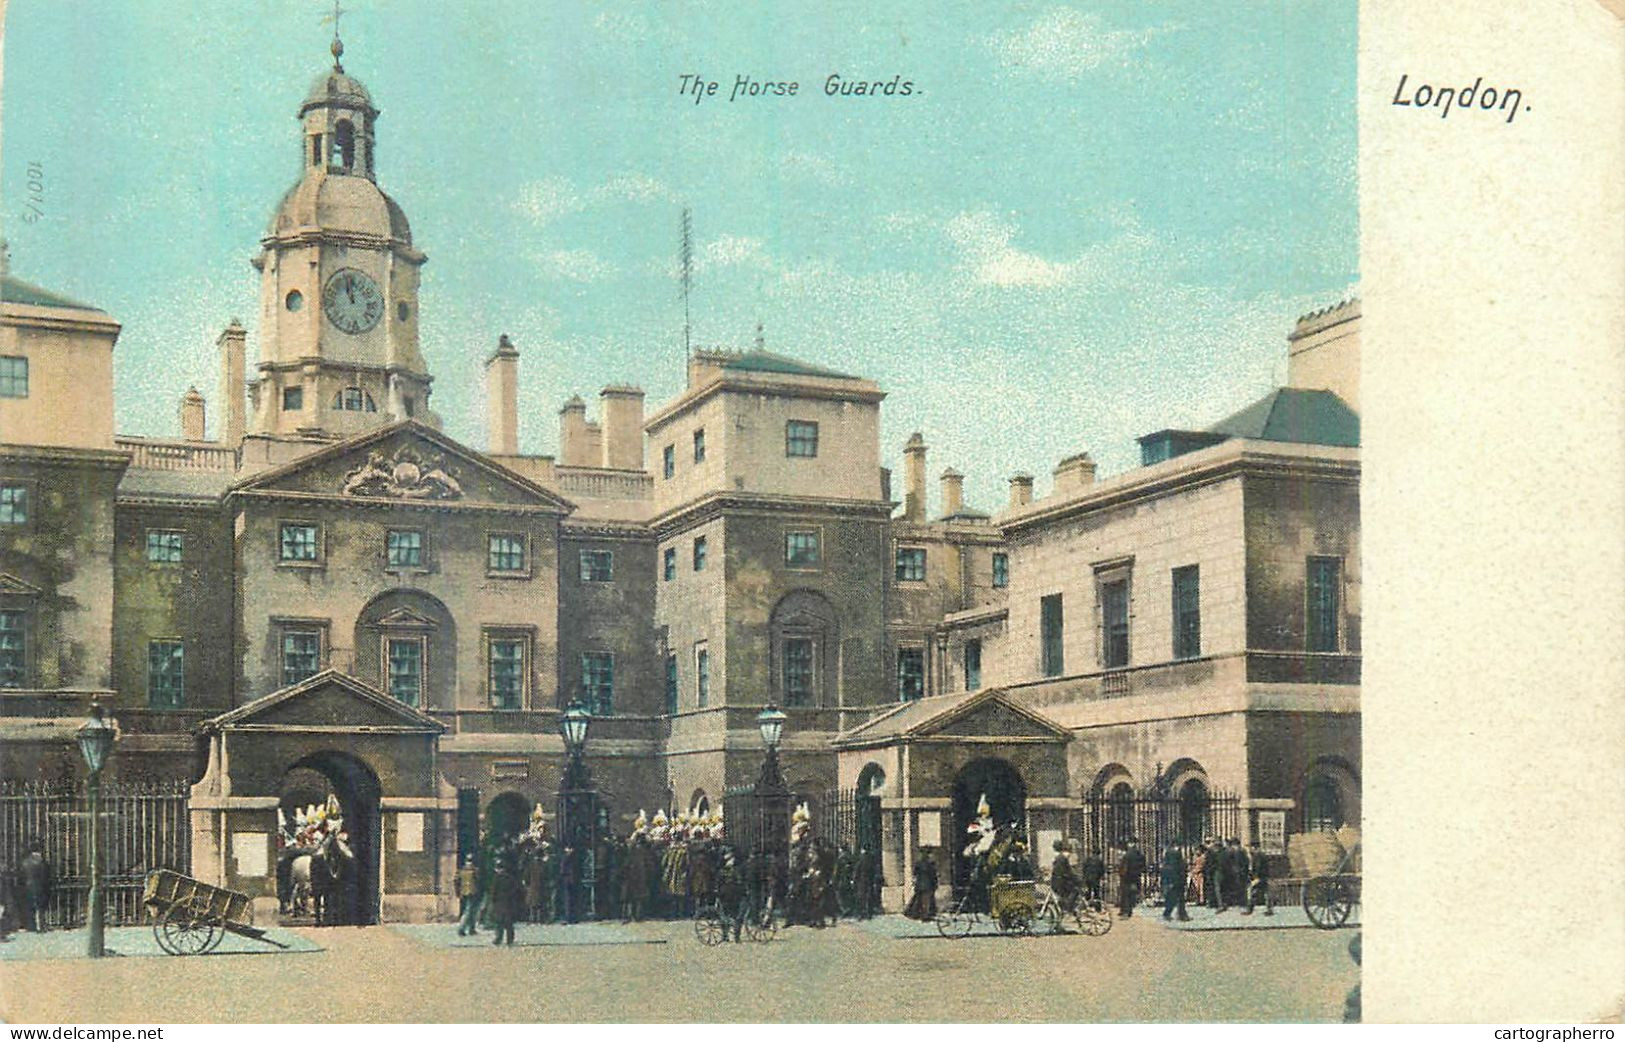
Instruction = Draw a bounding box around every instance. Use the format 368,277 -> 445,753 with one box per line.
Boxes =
949,757 -> 1027,892
278,751 -> 383,925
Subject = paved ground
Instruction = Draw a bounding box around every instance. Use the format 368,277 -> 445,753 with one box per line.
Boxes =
0,914 -> 1359,1023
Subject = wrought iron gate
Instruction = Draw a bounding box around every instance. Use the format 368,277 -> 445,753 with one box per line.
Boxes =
0,779 -> 191,928
1076,788 -> 1241,905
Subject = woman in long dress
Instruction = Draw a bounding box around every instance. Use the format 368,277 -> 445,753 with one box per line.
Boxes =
904,848 -> 939,920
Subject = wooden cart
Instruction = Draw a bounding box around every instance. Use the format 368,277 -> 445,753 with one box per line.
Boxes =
143,868 -> 290,955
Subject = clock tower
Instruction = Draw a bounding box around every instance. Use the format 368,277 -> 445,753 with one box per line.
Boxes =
249,34 -> 434,438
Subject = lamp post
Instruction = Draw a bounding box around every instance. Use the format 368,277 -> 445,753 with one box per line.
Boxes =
555,700 -> 597,921
76,702 -> 118,958
753,705 -> 790,867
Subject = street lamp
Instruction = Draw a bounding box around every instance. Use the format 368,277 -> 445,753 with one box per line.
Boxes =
752,704 -> 791,875
555,700 -> 597,920
754,704 -> 787,793
76,702 -> 117,958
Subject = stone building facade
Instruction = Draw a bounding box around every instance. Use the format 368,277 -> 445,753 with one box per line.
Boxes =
0,50 -> 1360,920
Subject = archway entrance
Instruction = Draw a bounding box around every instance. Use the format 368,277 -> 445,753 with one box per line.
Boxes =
486,792 -> 532,842
949,758 -> 1027,893
277,751 -> 382,926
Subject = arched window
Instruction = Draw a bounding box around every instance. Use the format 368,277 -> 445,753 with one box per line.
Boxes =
1178,778 -> 1209,843
1305,775 -> 1344,832
332,120 -> 355,169
1108,781 -> 1135,843
770,590 -> 839,708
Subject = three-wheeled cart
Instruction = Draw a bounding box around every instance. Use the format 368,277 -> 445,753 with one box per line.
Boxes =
143,868 -> 290,955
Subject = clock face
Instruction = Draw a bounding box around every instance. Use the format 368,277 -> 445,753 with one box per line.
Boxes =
322,268 -> 384,335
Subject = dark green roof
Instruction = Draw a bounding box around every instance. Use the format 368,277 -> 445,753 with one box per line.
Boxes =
722,350 -> 854,380
0,274 -> 103,312
1208,388 -> 1359,447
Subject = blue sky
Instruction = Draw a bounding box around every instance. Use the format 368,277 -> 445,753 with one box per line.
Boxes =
1,1 -> 1356,512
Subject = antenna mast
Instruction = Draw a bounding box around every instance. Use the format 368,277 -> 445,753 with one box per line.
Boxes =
680,206 -> 693,361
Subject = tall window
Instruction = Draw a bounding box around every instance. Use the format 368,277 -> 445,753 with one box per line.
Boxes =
896,647 -> 925,701
1307,557 -> 1342,652
0,356 -> 27,398
662,444 -> 675,479
785,530 -> 821,568
783,637 -> 814,707
692,536 -> 708,571
1100,578 -> 1130,668
332,119 -> 355,168
488,637 -> 525,710
0,486 -> 28,525
579,549 -> 614,582
487,534 -> 526,573
0,610 -> 26,688
1040,594 -> 1064,677
147,640 -> 184,708
895,547 -> 926,582
963,639 -> 982,691
279,523 -> 318,562
281,630 -> 321,687
693,428 -> 706,463
1172,565 -> 1201,660
992,552 -> 1009,589
387,529 -> 422,568
146,530 -> 184,563
785,420 -> 819,458
663,547 -> 677,581
582,652 -> 614,714
695,645 -> 710,708
387,638 -> 423,707
1305,774 -> 1344,832
664,655 -> 679,716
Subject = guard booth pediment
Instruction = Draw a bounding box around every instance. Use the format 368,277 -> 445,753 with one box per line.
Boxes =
836,687 -> 1072,749
195,670 -> 446,801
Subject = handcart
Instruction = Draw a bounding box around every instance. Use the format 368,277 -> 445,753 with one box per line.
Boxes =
143,868 -> 290,955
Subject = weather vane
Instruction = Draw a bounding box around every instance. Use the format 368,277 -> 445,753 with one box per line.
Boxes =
322,0 -> 346,72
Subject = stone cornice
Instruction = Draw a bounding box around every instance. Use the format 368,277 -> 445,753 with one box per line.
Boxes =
226,487 -> 570,517
650,489 -> 893,536
259,228 -> 425,264
561,518 -> 654,541
645,373 -> 885,432
0,444 -> 131,470
0,304 -> 122,337
1000,441 -> 1359,536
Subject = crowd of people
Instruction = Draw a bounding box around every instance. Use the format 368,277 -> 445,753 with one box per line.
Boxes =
1099,834 -> 1274,920
453,802 -> 886,943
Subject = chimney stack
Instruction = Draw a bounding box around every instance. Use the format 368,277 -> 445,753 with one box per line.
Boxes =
179,387 -> 206,442
1008,473 -> 1035,509
902,433 -> 927,522
599,385 -> 646,471
485,334 -> 520,455
558,396 -> 592,467
216,319 -> 247,448
939,467 -> 964,519
1053,452 -> 1097,495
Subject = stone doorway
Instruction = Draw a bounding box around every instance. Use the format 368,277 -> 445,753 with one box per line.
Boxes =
949,757 -> 1027,893
276,751 -> 382,926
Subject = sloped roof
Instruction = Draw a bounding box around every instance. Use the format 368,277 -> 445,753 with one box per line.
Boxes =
199,669 -> 444,734
834,687 -> 1071,749
1,274 -> 103,312
119,467 -> 235,504
1208,388 -> 1359,447
722,350 -> 855,380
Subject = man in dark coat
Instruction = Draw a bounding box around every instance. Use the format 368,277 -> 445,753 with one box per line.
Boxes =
854,845 -> 878,919
717,848 -> 747,942
488,853 -> 522,945
621,836 -> 649,922
1205,837 -> 1229,912
1160,843 -> 1190,921
1116,837 -> 1147,918
904,848 -> 939,920
1224,838 -> 1249,910
19,843 -> 50,933
0,861 -> 18,941
1049,841 -> 1079,911
557,845 -> 578,923
1245,841 -> 1274,915
1080,848 -> 1106,905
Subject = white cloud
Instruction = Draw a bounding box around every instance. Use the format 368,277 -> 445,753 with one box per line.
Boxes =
513,173 -> 676,226
944,211 -> 1078,289
700,234 -> 769,269
780,151 -> 849,187
530,248 -> 614,282
990,8 -> 1165,81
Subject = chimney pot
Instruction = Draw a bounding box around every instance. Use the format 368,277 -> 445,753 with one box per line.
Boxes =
1008,473 -> 1035,509
484,335 -> 520,455
939,467 -> 964,519
902,433 -> 928,522
1053,452 -> 1097,495
179,387 -> 207,442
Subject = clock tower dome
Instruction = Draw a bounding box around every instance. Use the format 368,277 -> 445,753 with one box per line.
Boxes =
249,35 -> 434,438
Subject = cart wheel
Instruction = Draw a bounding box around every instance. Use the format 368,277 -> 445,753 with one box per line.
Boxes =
936,902 -> 974,939
153,914 -> 175,955
204,922 -> 228,953
1076,901 -> 1114,937
1303,877 -> 1354,929
744,910 -> 778,944
161,902 -> 217,956
693,905 -> 727,947
1035,900 -> 1062,935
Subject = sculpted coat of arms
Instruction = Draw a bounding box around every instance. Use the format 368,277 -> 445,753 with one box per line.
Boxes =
341,448 -> 464,500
